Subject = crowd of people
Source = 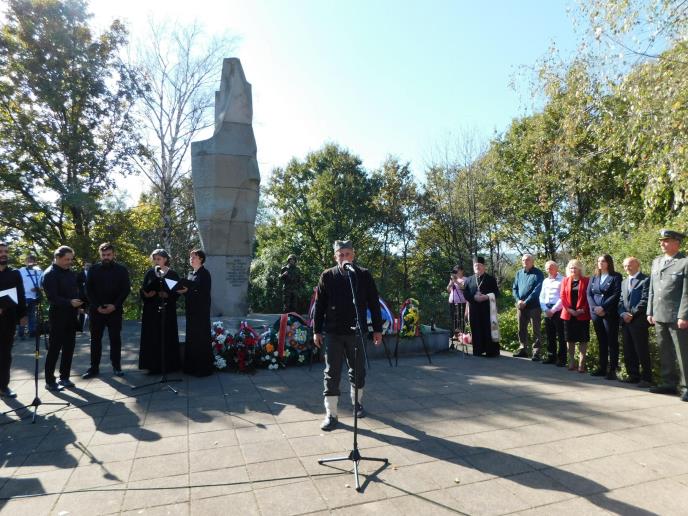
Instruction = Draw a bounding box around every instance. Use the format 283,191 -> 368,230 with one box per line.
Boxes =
447,228 -> 688,403
0,242 -> 214,398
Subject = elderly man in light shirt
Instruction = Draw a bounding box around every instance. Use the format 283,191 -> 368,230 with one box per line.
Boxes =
539,260 -> 566,366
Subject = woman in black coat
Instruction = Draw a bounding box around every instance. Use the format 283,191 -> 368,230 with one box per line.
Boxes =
586,254 -> 622,379
180,249 -> 214,376
139,249 -> 182,373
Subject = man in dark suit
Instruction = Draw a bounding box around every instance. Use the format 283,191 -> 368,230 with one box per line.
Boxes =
618,257 -> 652,387
647,229 -> 688,401
82,243 -> 131,379
0,242 -> 27,398
42,246 -> 83,391
313,240 -> 383,431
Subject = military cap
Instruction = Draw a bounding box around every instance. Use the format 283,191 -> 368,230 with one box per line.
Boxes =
287,254 -> 297,261
333,240 -> 353,251
659,229 -> 686,241
473,256 -> 486,265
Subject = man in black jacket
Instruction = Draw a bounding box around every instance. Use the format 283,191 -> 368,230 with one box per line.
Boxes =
0,242 -> 27,398
82,243 -> 131,378
313,240 -> 382,431
42,246 -> 83,391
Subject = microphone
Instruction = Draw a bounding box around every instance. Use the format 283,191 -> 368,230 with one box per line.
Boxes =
342,262 -> 356,273
154,265 -> 167,278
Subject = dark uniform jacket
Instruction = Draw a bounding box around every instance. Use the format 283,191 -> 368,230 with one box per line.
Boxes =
313,264 -> 382,335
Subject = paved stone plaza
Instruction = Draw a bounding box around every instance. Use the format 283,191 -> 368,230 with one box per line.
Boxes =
2,322 -> 688,515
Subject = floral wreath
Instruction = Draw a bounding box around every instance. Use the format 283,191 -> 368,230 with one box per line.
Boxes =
211,320 -> 260,372
398,298 -> 420,338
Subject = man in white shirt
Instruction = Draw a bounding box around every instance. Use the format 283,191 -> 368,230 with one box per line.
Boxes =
539,261 -> 566,366
18,255 -> 42,340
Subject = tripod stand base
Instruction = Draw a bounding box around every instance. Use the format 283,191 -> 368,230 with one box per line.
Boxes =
132,376 -> 182,394
2,396 -> 70,423
318,449 -> 388,492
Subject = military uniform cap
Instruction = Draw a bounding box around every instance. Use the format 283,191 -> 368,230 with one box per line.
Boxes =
659,229 -> 686,241
287,254 -> 297,261
333,240 -> 353,251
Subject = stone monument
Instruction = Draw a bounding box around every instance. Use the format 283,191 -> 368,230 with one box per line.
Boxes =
191,58 -> 260,317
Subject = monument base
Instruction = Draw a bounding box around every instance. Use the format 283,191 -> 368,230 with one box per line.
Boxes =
205,255 -> 252,318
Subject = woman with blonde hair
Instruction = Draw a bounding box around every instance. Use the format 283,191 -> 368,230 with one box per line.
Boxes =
559,259 -> 591,372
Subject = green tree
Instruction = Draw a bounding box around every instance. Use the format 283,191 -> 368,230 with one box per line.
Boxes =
0,0 -> 141,257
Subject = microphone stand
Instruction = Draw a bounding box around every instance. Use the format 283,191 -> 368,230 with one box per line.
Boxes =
318,264 -> 388,492
3,295 -> 70,423
133,269 -> 182,394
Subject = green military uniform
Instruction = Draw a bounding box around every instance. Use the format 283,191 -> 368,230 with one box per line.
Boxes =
280,255 -> 301,313
648,249 -> 688,391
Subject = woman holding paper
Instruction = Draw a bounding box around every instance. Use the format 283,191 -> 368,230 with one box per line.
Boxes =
178,249 -> 214,376
138,249 -> 182,373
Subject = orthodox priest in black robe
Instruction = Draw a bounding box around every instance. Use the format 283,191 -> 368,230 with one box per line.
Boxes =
139,249 -> 182,373
181,249 -> 214,376
464,256 -> 500,357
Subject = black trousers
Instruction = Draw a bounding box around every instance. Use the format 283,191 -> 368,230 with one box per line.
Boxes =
0,317 -> 15,389
323,333 -> 365,396
89,310 -> 123,370
593,315 -> 620,372
45,308 -> 77,383
449,303 -> 466,334
622,318 -> 652,382
544,311 -> 566,360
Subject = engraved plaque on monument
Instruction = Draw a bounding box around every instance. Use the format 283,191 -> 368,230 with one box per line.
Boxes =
191,58 -> 260,317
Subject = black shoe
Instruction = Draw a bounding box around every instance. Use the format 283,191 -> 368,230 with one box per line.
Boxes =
682,391 -> 688,402
541,355 -> 556,364
82,368 -> 99,379
590,369 -> 606,377
354,403 -> 365,418
513,349 -> 528,358
113,367 -> 124,377
649,384 -> 678,395
0,387 -> 17,398
45,382 -> 64,392
531,352 -> 541,362
555,359 -> 567,367
58,378 -> 75,389
320,415 -> 338,431
637,380 -> 654,388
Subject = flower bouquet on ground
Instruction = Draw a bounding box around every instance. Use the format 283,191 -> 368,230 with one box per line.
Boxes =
210,320 -> 260,373
258,327 -> 283,370
231,321 -> 260,373
211,321 -> 233,371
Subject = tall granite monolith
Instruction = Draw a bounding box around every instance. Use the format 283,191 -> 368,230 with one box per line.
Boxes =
191,58 -> 260,317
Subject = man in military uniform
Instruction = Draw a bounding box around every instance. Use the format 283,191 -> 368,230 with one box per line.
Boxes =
280,254 -> 301,313
647,229 -> 688,401
313,240 -> 382,431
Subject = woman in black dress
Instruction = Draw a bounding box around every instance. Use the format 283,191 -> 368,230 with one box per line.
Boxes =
139,249 -> 182,373
179,249 -> 214,376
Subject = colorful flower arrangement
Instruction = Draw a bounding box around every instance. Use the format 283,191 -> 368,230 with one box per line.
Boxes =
399,298 -> 420,338
212,315 -> 315,373
211,320 -> 260,372
258,313 -> 314,369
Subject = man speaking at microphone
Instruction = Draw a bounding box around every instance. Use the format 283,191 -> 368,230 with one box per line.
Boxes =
313,240 -> 383,431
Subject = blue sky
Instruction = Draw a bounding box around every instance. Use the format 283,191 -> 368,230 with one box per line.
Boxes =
89,0 -> 582,190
